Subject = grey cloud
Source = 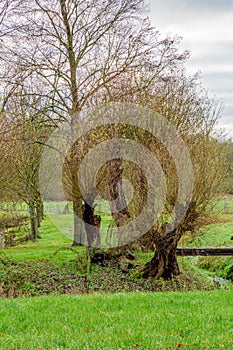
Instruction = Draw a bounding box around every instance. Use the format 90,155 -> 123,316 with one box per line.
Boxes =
178,0 -> 233,11
149,0 -> 233,28
150,0 -> 233,15
189,41 -> 233,63
223,107 -> 233,119
148,0 -> 233,137
220,96 -> 233,105
203,72 -> 233,94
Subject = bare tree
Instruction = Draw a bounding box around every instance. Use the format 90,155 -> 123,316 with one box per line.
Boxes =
0,0 -> 9,27
0,0 -> 187,246
0,93 -> 52,240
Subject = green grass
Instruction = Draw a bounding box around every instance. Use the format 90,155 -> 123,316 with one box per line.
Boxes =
211,196 -> 233,213
185,222 -> 233,247
1,199 -> 117,261
45,200 -> 116,247
0,217 -> 75,262
181,196 -> 233,281
180,195 -> 233,248
0,291 -> 232,349
1,200 -> 233,349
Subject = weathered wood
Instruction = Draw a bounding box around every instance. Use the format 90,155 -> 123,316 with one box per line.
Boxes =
177,246 -> 233,256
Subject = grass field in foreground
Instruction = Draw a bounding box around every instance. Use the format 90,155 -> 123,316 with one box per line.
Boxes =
0,290 -> 233,350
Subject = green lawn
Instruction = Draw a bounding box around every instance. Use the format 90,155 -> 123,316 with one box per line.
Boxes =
0,290 -> 233,350
1,218 -> 75,261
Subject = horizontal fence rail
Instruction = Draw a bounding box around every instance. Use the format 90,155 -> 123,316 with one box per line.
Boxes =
177,247 -> 233,256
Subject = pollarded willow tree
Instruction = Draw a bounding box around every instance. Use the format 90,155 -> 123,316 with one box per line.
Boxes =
0,0 -> 187,245
91,69 -> 226,279
60,67 -> 226,280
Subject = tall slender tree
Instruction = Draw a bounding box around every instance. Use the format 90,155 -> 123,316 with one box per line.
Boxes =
0,93 -> 52,239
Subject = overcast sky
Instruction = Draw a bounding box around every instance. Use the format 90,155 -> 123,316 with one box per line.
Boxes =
148,0 -> 233,139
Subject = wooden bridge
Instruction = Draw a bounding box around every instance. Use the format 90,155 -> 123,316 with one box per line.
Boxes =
177,246 -> 233,256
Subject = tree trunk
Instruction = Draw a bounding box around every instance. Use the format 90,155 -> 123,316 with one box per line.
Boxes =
72,196 -> 86,246
83,200 -> 101,253
35,191 -> 44,227
72,188 -> 101,250
28,200 -> 38,240
107,158 -> 130,246
142,224 -> 181,280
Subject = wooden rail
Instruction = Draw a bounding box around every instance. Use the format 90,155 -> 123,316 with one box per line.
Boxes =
177,246 -> 233,256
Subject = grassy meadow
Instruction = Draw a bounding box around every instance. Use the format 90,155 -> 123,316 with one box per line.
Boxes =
0,197 -> 233,349
0,291 -> 233,349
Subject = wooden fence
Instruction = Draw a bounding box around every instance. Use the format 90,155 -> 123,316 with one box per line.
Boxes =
177,246 -> 233,256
